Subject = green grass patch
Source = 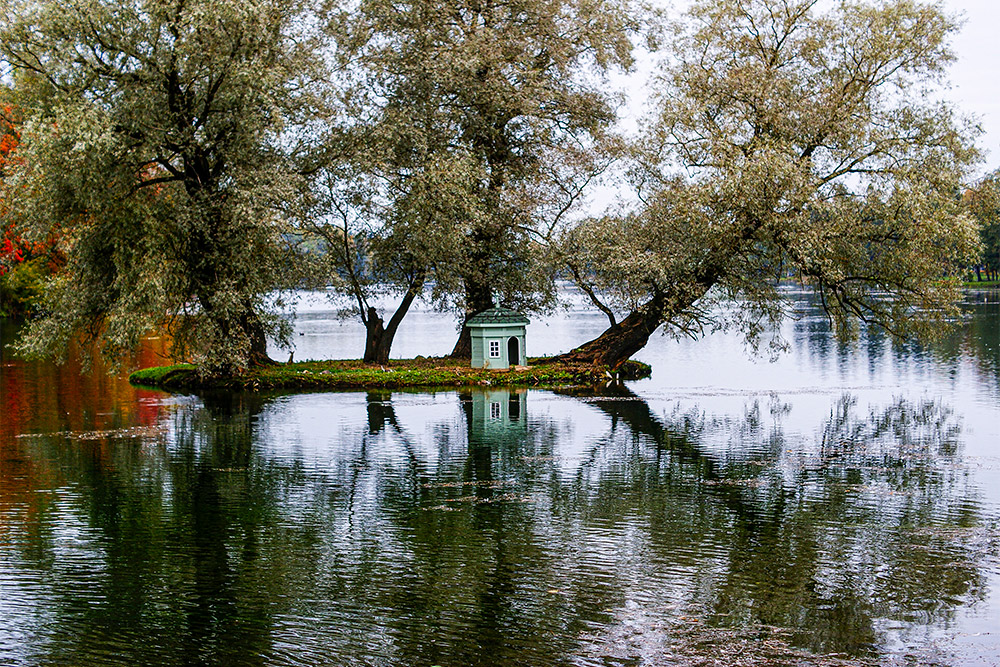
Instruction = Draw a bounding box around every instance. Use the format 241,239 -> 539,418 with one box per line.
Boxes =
129,364 -> 199,386
962,280 -> 1000,288
128,357 -> 651,392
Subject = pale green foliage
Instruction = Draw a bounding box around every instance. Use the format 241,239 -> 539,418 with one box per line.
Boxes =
305,145 -> 480,318
1,0 -> 321,371
966,171 -> 1000,277
304,82 -> 483,318
324,0 -> 640,319
566,0 -> 983,349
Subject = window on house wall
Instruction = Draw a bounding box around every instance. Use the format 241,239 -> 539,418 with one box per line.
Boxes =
490,402 -> 501,419
489,340 -> 500,358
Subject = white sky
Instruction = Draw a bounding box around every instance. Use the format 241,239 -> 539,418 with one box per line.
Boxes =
941,0 -> 1000,177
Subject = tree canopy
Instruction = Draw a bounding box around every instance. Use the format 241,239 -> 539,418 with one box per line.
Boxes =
0,0 -> 321,372
319,0 -> 639,358
967,171 -> 1000,282
558,0 -> 982,368
0,0 -> 989,372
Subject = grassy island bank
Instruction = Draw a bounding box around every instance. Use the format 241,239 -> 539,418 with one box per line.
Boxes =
129,357 -> 652,391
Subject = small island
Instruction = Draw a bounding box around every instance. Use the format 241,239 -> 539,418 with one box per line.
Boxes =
129,357 -> 652,391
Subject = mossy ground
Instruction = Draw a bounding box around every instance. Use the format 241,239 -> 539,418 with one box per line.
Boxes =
129,357 -> 651,391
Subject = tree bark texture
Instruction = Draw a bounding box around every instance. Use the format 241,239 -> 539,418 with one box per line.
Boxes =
552,296 -> 665,369
449,278 -> 495,359
555,264 -> 724,369
243,306 -> 276,367
197,290 -> 276,374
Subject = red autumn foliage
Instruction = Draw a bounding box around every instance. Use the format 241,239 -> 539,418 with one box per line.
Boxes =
0,103 -> 18,176
0,103 -> 65,277
1,103 -> 25,275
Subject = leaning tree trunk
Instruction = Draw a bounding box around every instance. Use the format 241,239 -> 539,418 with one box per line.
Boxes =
555,252 -> 730,369
552,296 -> 665,369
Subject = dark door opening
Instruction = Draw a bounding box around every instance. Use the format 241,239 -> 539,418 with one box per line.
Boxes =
508,394 -> 521,421
507,337 -> 519,367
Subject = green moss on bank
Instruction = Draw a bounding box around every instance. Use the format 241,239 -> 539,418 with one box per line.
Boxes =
129,357 -> 651,391
129,364 -> 200,385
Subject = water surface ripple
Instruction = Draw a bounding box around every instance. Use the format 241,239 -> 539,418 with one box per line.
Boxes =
2,289 -> 999,665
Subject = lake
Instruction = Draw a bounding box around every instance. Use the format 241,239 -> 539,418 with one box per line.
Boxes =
2,287 -> 999,666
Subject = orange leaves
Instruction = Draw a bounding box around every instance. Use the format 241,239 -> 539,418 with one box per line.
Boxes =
0,109 -> 64,277
0,103 -> 19,173
0,133 -> 15,159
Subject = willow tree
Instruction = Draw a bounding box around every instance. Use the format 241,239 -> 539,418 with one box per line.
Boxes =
329,0 -> 638,358
0,0 -> 321,373
558,0 -> 982,368
302,146 -> 478,364
303,17 -> 483,364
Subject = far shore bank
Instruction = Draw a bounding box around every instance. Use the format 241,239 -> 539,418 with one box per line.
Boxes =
129,357 -> 653,391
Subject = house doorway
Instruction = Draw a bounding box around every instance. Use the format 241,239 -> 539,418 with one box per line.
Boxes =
507,336 -> 520,367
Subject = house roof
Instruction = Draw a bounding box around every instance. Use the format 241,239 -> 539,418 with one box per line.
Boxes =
467,307 -> 530,326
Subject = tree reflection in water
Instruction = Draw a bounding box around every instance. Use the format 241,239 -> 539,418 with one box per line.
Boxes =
0,385 -> 993,666
791,289 -> 1000,396
567,388 -> 985,663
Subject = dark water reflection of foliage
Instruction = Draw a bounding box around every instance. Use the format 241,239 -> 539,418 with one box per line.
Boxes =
791,289 -> 1000,394
2,382 -> 995,666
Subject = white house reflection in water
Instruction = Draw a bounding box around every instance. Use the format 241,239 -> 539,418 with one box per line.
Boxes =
472,388 -> 527,428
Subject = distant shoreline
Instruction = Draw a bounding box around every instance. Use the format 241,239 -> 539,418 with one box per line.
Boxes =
129,357 -> 653,391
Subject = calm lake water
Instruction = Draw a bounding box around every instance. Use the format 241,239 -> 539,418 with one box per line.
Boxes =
2,287 -> 999,666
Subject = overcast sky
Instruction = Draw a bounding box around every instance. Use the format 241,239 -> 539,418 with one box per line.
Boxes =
941,0 -> 1000,177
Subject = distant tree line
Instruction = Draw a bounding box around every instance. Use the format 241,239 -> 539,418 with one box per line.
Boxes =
0,0 -> 988,375
967,172 -> 1000,282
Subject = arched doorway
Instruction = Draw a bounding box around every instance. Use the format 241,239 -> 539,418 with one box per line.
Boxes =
507,336 -> 520,367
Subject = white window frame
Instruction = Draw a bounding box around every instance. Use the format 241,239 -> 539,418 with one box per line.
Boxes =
490,402 -> 502,419
488,340 -> 501,358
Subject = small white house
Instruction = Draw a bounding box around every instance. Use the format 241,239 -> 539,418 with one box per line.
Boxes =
467,307 -> 529,369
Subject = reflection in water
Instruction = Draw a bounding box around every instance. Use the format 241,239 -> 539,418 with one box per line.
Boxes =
1,381 -> 994,666
3,292 -> 999,665
561,389 -> 987,660
790,289 -> 1000,396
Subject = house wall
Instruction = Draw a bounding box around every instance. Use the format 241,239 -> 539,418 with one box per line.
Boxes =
470,324 -> 527,369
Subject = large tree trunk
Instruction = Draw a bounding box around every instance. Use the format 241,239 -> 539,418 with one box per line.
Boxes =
449,278 -> 495,359
242,303 -> 277,367
363,273 -> 424,365
555,247 -> 733,369
188,190 -> 276,372
363,309 -> 389,364
552,296 -> 665,369
198,292 -> 276,375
